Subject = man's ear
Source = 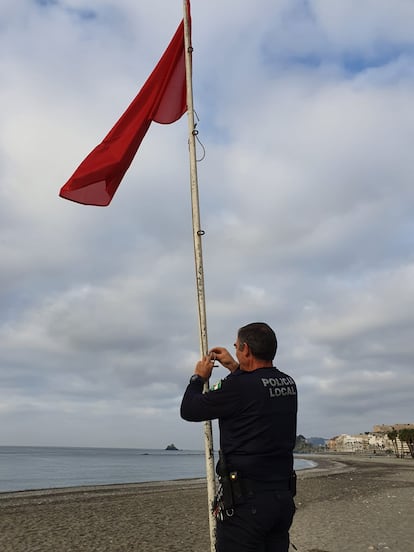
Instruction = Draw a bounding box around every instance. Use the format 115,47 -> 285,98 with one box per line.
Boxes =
243,343 -> 251,357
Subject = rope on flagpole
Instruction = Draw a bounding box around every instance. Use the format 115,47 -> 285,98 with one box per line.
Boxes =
183,2 -> 217,550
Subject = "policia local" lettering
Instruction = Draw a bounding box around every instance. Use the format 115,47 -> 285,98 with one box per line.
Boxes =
261,377 -> 297,398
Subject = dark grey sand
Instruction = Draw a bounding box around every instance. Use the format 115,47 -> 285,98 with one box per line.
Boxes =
0,454 -> 412,551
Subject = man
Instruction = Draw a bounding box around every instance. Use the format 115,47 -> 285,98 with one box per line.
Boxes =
180,322 -> 297,552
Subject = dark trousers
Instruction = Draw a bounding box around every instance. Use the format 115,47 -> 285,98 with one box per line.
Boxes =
215,490 -> 295,552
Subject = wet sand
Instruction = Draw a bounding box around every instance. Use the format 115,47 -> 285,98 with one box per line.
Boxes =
0,454 -> 412,551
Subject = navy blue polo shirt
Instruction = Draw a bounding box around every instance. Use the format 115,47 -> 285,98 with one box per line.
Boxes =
180,366 -> 297,481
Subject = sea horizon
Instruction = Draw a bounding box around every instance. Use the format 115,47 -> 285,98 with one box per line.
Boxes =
0,445 -> 316,493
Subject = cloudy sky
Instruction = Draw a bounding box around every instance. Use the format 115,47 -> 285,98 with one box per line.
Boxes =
1,0 -> 413,450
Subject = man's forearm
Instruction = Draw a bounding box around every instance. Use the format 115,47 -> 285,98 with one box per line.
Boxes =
180,379 -> 206,422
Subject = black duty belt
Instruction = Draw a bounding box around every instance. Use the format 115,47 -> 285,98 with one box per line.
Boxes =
242,478 -> 291,493
214,472 -> 296,518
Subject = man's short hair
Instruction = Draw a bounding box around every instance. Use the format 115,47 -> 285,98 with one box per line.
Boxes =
237,322 -> 277,361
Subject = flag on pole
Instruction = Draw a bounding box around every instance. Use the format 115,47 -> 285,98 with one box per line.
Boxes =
59,3 -> 190,206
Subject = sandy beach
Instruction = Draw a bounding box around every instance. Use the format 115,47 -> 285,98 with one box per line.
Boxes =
0,454 -> 412,551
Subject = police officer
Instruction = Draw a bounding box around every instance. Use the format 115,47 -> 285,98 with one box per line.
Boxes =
180,322 -> 297,552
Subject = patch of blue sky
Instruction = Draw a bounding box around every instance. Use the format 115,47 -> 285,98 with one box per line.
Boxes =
35,0 -> 58,6
192,100 -> 232,145
342,45 -> 414,75
261,43 -> 414,78
66,7 -> 97,22
34,0 -> 98,22
201,121 -> 232,146
284,0 -> 315,25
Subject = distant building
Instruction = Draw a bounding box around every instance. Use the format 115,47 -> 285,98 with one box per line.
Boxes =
327,423 -> 413,455
373,423 -> 414,434
373,423 -> 413,456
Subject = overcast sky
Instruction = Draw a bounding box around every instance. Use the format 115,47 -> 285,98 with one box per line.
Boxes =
1,0 -> 413,450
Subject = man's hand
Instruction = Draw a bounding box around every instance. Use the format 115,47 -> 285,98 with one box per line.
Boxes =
209,347 -> 239,373
194,353 -> 215,380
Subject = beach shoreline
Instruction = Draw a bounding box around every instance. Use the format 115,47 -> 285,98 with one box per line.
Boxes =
0,454 -> 413,551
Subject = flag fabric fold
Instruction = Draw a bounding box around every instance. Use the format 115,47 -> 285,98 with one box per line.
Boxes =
60,3 -> 190,206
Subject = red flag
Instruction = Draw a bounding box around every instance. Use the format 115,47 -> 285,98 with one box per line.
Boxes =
60,4 -> 190,206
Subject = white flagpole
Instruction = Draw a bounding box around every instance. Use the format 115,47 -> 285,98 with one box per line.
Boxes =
183,2 -> 216,550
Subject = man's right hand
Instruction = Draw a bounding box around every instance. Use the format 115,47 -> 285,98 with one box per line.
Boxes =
209,347 -> 239,373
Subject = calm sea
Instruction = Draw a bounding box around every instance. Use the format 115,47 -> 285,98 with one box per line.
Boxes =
0,446 -> 316,493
